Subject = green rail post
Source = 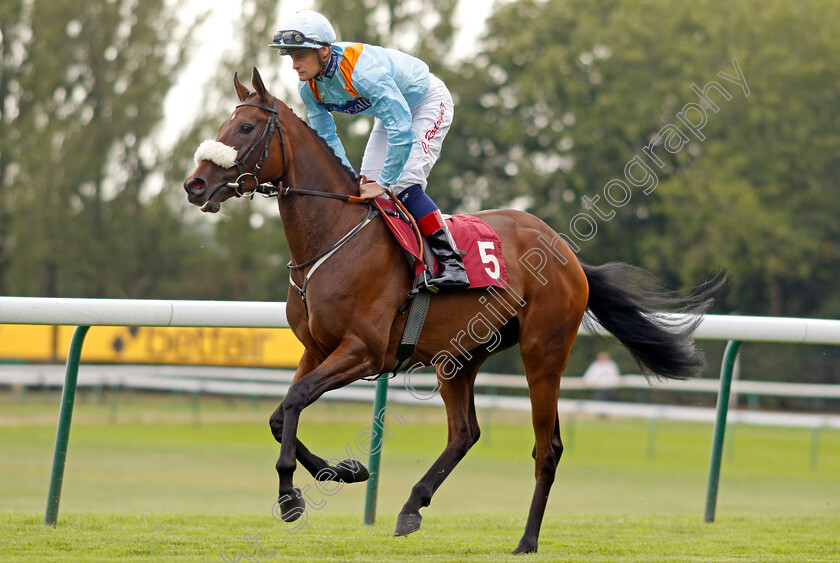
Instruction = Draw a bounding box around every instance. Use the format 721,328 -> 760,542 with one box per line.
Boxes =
704,339 -> 742,523
44,325 -> 90,527
363,377 -> 389,525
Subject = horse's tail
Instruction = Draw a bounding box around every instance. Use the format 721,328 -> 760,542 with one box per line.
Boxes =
581,262 -> 724,380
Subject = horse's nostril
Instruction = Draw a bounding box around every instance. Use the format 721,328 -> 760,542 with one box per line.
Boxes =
184,177 -> 206,194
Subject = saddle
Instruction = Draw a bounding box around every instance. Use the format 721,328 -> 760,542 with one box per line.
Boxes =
371,196 -> 508,295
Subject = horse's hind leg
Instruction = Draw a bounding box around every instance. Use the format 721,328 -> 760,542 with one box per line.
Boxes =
512,365 -> 565,554
513,322 -> 578,554
394,354 -> 484,536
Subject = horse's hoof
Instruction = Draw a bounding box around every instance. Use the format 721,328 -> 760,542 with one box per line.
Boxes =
274,487 -> 305,522
393,512 -> 422,536
319,459 -> 370,483
511,540 -> 538,555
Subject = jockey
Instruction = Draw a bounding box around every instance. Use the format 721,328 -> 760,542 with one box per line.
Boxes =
270,10 -> 469,289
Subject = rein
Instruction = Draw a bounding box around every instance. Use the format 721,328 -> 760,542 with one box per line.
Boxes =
229,180 -> 367,203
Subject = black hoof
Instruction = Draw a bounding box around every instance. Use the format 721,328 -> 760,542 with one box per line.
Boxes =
394,512 -> 422,536
275,486 -> 305,522
511,540 -> 538,555
321,459 -> 370,484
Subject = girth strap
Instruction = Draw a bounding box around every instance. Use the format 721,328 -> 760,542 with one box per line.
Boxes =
364,290 -> 432,381
394,290 -> 432,372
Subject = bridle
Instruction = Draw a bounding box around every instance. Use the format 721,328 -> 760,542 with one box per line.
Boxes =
225,98 -> 286,198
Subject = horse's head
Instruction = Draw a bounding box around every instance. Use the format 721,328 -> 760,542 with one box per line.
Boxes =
184,68 -> 286,213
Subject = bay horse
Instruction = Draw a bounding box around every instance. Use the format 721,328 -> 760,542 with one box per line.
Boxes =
183,68 -> 718,554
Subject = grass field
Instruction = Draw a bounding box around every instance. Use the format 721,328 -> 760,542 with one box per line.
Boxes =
1,390 -> 839,561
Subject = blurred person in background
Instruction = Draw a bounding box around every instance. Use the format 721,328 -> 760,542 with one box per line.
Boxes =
583,351 -> 621,401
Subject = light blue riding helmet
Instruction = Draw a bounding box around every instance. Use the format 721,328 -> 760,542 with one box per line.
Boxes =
269,10 -> 337,55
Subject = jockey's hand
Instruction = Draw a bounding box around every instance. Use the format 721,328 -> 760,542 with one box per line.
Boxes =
359,180 -> 387,200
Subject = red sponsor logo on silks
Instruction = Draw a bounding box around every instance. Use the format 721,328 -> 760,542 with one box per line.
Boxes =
421,103 -> 447,154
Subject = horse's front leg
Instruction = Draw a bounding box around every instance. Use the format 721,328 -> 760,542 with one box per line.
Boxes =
269,402 -> 370,484
273,342 -> 378,522
269,350 -> 369,485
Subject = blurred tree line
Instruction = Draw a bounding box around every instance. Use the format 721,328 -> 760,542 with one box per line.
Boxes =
0,0 -> 289,301
2,0 -> 839,390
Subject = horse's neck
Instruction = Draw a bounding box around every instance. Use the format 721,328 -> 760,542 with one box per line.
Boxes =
279,121 -> 366,267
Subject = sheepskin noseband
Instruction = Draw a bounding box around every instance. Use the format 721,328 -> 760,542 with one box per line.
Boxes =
194,140 -> 238,169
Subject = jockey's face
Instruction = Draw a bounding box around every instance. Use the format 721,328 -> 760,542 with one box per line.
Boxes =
289,47 -> 330,81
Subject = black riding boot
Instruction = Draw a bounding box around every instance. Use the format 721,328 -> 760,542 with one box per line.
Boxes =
426,228 -> 470,288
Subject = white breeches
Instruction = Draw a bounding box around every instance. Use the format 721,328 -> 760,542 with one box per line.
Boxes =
360,74 -> 454,195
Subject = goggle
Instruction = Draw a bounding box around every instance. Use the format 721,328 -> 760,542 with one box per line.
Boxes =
272,30 -> 330,48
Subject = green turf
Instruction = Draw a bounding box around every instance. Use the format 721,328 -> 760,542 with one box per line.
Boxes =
2,513 -> 838,561
1,391 -> 839,560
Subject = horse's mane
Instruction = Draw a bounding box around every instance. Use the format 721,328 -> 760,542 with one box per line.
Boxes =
265,94 -> 358,186
297,113 -> 359,185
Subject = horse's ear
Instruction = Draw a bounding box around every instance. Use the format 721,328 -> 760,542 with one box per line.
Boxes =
251,67 -> 269,101
234,72 -> 250,102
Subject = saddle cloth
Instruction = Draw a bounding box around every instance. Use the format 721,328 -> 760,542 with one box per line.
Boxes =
375,199 -> 508,290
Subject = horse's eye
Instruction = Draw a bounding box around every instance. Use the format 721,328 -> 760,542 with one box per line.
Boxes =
239,123 -> 255,134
